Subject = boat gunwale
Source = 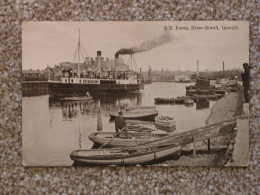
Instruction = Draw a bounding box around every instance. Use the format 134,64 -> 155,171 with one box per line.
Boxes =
109,111 -> 158,119
70,144 -> 180,161
88,132 -> 169,147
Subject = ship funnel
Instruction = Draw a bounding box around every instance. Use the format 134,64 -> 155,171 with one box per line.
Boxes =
114,54 -> 119,70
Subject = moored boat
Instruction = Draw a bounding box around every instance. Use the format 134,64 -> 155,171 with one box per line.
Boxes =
184,99 -> 194,105
88,132 -> 169,148
70,116 -> 242,166
48,31 -> 144,95
125,106 -> 156,111
155,116 -> 176,132
108,109 -> 158,121
59,96 -> 93,101
70,145 -> 181,166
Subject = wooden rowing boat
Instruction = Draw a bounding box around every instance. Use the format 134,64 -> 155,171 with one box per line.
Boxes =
109,110 -> 158,120
59,96 -> 92,101
70,115 -> 247,166
70,145 -> 181,166
155,116 -> 176,132
88,132 -> 169,148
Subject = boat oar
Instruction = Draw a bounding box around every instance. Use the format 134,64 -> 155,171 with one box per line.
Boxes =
98,127 -> 126,150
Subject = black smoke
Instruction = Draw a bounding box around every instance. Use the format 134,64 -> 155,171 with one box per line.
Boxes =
115,32 -> 174,57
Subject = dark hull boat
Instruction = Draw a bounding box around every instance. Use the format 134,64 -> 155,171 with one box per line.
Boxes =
154,94 -> 223,104
70,145 -> 181,166
59,96 -> 92,101
109,110 -> 158,121
48,81 -> 144,95
89,132 -> 168,148
48,30 -> 144,96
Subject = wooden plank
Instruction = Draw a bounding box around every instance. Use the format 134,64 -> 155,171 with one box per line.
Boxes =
130,121 -> 237,150
122,116 -> 248,152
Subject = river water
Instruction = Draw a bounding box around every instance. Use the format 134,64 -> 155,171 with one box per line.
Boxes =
22,82 -> 215,166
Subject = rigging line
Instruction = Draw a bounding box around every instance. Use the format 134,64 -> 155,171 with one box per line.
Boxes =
133,55 -> 138,71
80,47 -> 85,63
80,43 -> 89,57
72,44 -> 78,63
127,55 -> 131,68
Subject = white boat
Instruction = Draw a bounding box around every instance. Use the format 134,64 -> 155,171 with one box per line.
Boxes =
184,99 -> 194,105
155,116 -> 176,132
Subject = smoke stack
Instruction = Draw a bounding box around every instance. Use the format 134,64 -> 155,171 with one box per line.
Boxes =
97,51 -> 101,73
114,54 -> 119,70
223,61 -> 225,72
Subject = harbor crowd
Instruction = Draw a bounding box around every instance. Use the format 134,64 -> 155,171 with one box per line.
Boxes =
62,69 -> 141,80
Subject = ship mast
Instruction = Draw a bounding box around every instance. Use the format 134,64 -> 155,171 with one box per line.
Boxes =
130,54 -> 133,70
78,29 -> 80,77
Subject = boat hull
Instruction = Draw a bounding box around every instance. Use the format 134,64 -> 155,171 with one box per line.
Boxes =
88,132 -> 168,148
155,119 -> 176,132
109,110 -> 158,121
70,145 -> 181,166
126,106 -> 156,112
48,81 -> 144,95
59,96 -> 92,101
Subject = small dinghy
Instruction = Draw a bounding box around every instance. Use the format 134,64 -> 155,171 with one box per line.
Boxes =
109,109 -> 158,121
155,115 -> 176,132
59,96 -> 92,101
70,145 -> 181,166
184,98 -> 194,105
89,132 -> 169,148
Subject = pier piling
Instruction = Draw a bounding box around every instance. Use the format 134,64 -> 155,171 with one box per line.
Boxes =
193,134 -> 197,158
97,108 -> 102,131
208,139 -> 211,153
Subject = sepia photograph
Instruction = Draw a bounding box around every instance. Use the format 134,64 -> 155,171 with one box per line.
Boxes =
22,21 -> 249,167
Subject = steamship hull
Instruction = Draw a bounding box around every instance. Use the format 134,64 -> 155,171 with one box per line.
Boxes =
48,82 -> 144,95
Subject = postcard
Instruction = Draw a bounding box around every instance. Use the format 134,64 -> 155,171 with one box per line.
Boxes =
22,21 -> 249,166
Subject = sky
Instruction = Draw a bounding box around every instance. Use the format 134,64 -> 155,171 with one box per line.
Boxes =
22,21 -> 249,72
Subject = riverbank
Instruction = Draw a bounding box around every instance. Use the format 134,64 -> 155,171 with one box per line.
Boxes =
206,91 -> 243,125
163,91 -> 243,166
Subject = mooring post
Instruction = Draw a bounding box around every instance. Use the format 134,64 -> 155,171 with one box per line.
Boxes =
97,108 -> 102,131
193,134 -> 197,158
208,139 -> 211,153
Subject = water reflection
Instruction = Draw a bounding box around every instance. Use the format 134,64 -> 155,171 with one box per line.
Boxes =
49,92 -> 144,120
196,99 -> 210,110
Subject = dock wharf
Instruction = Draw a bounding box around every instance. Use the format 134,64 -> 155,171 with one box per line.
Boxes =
22,81 -> 50,93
